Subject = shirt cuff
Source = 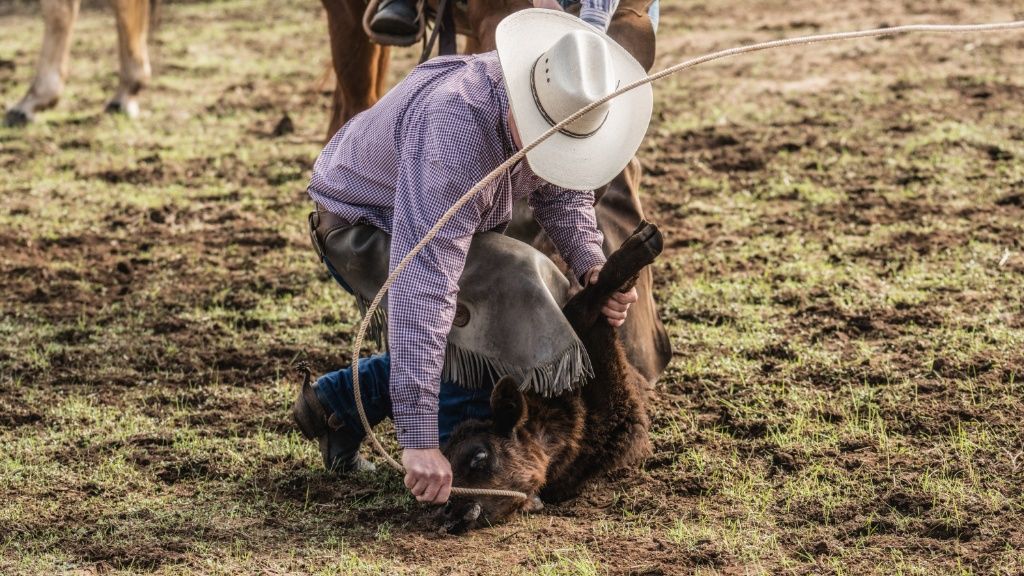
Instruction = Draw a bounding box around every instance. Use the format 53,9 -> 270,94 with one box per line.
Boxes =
393,411 -> 439,449
579,7 -> 612,31
571,242 -> 608,283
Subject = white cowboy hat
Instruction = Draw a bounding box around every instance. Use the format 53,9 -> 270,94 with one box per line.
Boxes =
495,9 -> 653,190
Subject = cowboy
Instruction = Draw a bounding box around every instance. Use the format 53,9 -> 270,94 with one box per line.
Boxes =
294,9 -> 653,505
370,0 -> 660,39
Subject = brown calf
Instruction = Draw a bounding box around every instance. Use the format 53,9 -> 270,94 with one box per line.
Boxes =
4,0 -> 152,127
441,221 -> 663,533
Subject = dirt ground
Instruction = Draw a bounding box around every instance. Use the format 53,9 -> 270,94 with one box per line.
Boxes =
2,0 -> 1023,574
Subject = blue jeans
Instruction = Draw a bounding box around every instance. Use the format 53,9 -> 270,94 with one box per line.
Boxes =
314,355 -> 494,447
317,256 -> 494,447
555,0 -> 660,33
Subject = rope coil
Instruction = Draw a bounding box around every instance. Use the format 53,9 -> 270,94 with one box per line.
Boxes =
348,19 -> 1024,501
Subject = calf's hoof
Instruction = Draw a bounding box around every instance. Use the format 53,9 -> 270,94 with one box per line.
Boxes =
594,221 -> 664,292
439,500 -> 483,534
105,99 -> 140,119
616,221 -> 664,268
3,109 -> 31,127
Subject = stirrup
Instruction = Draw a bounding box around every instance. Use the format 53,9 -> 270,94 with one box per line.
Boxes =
363,0 -> 428,47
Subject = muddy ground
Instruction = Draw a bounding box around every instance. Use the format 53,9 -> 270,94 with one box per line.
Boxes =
2,0 -> 1023,574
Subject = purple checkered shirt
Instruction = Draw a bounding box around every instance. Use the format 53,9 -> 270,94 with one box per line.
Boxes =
308,52 -> 606,449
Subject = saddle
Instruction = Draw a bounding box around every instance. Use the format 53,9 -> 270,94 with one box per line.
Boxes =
311,213 -> 594,396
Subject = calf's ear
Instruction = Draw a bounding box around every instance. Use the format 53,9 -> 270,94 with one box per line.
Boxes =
491,376 -> 527,438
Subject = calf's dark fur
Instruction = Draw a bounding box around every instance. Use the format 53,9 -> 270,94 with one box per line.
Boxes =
441,222 -> 663,532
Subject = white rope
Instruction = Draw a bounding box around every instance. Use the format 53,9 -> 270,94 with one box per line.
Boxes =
348,19 -> 1024,500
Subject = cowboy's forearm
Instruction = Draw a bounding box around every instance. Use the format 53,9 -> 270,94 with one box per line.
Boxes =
389,341 -> 445,450
388,270 -> 459,450
531,187 -> 606,280
386,208 -> 472,449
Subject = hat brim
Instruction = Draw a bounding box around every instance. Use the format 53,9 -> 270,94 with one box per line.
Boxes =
496,9 -> 653,190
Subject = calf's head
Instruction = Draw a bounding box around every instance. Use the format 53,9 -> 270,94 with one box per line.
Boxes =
440,376 -> 547,533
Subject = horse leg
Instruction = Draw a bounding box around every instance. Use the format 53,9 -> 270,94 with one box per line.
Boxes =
596,158 -> 671,387
4,0 -> 81,127
373,43 -> 391,106
106,0 -> 151,117
463,0 -> 528,52
323,0 -> 390,139
608,0 -> 656,71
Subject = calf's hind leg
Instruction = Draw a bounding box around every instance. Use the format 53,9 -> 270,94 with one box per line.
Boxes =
542,222 -> 663,502
4,0 -> 81,127
106,0 -> 151,117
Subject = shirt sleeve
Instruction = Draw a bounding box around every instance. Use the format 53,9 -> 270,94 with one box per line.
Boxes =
387,91 -> 498,449
529,184 -> 606,281
579,0 -> 619,31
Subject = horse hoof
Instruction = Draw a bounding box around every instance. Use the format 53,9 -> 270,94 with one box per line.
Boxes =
105,99 -> 140,119
3,109 -> 31,127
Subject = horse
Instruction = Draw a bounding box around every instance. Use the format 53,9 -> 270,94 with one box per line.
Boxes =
3,0 -> 153,127
320,0 -> 657,137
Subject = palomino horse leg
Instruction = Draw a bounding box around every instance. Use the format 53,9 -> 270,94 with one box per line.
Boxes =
373,44 -> 390,107
106,0 -> 151,117
323,0 -> 391,138
4,0 -> 82,127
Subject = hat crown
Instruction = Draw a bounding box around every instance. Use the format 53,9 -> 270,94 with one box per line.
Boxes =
531,30 -> 616,138
495,8 -> 653,189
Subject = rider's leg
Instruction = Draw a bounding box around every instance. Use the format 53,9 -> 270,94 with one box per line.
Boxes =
370,0 -> 419,37
312,355 -> 392,472
315,355 -> 496,458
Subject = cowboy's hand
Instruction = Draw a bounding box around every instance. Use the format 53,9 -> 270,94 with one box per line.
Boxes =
402,448 -> 453,504
585,266 -> 638,327
533,0 -> 564,11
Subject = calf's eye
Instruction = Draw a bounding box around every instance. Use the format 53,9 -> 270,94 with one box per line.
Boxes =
470,450 -> 488,469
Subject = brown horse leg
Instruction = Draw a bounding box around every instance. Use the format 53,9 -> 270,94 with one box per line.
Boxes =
4,0 -> 82,127
373,44 -> 390,104
323,0 -> 389,138
106,0 -> 151,117
464,0 -> 529,52
462,36 -> 481,55
596,158 -> 671,387
608,0 -> 656,71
